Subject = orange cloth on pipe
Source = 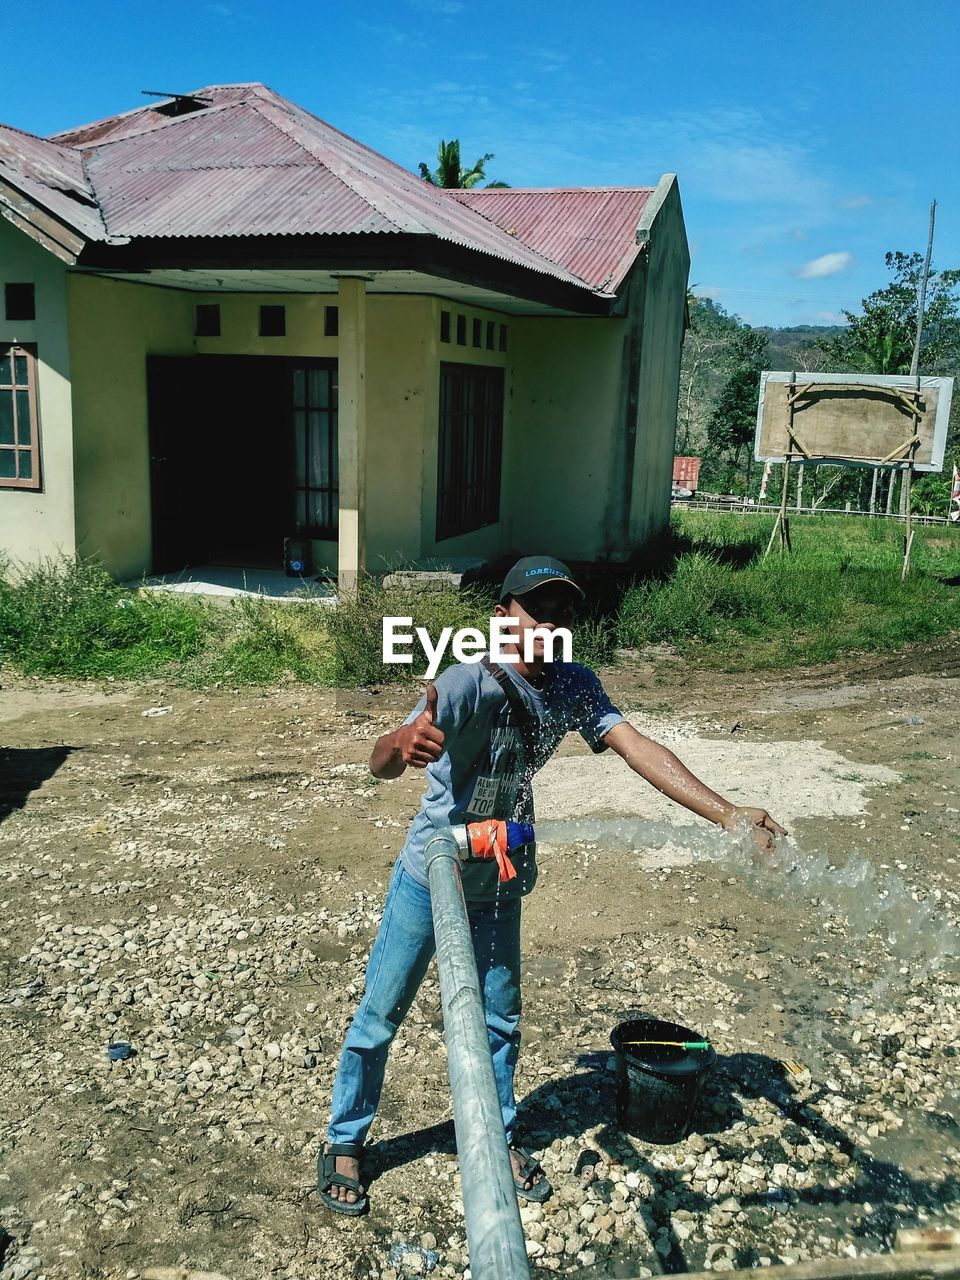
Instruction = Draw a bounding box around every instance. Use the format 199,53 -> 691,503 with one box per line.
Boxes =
466,819 -> 518,883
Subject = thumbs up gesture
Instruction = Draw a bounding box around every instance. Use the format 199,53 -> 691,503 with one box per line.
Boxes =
397,682 -> 446,768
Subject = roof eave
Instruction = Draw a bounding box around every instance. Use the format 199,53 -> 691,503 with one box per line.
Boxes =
75,232 -> 617,315
0,177 -> 89,264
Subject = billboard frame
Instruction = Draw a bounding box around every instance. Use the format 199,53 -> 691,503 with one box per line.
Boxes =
755,371 -> 953,473
757,371 -> 955,577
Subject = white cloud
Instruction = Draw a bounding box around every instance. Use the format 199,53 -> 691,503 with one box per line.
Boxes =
838,194 -> 872,209
798,251 -> 853,279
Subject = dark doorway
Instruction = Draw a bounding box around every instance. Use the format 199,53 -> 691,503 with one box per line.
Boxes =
147,355 -> 337,573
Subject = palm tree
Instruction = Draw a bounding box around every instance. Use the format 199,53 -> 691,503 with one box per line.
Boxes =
418,139 -> 509,189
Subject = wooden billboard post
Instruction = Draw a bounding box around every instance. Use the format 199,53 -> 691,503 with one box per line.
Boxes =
755,371 -> 952,570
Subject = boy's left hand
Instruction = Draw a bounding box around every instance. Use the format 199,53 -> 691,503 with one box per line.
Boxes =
721,806 -> 786,854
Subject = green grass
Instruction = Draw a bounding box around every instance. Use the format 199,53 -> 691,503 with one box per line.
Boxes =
2,516 -> 959,687
617,511 -> 960,669
0,557 -> 206,678
186,593 -> 335,686
321,576 -> 494,686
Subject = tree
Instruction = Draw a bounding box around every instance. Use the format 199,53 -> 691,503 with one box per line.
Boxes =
820,250 -> 960,511
704,325 -> 769,491
418,139 -> 509,189
821,251 -> 960,376
676,296 -> 742,455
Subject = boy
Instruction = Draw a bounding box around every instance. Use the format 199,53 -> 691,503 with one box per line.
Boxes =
320,556 -> 784,1213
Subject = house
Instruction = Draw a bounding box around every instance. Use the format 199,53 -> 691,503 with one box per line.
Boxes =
0,83 -> 690,591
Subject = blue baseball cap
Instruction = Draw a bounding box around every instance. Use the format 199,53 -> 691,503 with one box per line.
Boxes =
499,556 -> 584,602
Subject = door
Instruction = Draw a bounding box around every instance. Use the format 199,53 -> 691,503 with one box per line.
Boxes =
147,356 -> 293,572
147,356 -> 211,573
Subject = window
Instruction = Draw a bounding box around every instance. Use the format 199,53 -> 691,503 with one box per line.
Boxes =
472,318 -> 482,348
259,305 -> 286,337
293,363 -> 338,537
486,321 -> 495,350
498,323 -> 508,352
436,363 -> 503,541
456,314 -> 466,346
440,310 -> 451,343
324,306 -> 339,337
194,303 -> 220,336
5,283 -> 35,321
0,345 -> 40,489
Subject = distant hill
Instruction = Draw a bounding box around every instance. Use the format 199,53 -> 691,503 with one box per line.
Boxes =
759,325 -> 845,340
755,323 -> 845,372
758,323 -> 844,360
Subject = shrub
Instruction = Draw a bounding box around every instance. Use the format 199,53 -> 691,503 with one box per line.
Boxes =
193,595 -> 333,685
0,556 -> 207,678
322,576 -> 495,686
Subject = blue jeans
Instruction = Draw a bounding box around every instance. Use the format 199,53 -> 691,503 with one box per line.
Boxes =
327,860 -> 522,1146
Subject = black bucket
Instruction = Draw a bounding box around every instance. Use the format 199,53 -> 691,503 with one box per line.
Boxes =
611,1016 -> 716,1144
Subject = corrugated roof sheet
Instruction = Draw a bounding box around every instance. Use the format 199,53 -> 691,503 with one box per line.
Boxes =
93,164 -> 386,239
452,187 -> 654,292
1,84 -> 666,297
52,84 -> 260,148
0,123 -> 106,241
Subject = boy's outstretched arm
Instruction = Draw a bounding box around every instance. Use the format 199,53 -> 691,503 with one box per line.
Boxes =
603,722 -> 785,852
370,683 -> 445,779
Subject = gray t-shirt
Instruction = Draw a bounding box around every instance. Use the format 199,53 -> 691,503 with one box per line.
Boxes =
399,658 -> 625,900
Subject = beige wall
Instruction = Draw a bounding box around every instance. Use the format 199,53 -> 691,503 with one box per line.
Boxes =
417,298 -> 512,565
67,275 -> 193,578
194,293 -> 337,360
508,316 -> 627,560
5,237 -> 686,581
69,286 -> 344,578
629,178 -> 690,547
364,296 -> 430,569
0,217 -> 76,567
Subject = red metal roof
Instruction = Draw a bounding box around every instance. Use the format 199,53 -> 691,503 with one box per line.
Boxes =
0,123 -> 105,241
0,84 -> 667,299
451,187 -> 654,292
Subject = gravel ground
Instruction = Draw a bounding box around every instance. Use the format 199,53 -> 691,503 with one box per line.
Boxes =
1,642 -> 959,1279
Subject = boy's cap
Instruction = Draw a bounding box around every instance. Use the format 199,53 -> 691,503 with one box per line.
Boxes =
500,556 -> 584,602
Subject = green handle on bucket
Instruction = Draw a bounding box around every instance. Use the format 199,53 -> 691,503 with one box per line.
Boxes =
623,1039 -> 711,1050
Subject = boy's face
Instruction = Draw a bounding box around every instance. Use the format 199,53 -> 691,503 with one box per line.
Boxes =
494,584 -> 580,659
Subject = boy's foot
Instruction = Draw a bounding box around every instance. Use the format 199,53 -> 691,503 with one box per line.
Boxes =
318,1142 -> 368,1215
509,1144 -> 552,1202
330,1150 -> 362,1204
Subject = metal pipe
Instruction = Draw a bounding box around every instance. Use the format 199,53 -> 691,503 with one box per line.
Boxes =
423,826 -> 531,1280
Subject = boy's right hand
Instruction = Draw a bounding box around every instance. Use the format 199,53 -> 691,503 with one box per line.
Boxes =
396,683 -> 446,768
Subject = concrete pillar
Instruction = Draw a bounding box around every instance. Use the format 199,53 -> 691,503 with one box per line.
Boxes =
337,277 -> 367,596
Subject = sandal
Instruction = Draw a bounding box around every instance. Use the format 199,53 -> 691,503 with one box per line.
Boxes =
318,1142 -> 369,1216
509,1143 -> 552,1203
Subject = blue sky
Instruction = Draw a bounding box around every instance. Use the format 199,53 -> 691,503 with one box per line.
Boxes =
5,0 -> 958,326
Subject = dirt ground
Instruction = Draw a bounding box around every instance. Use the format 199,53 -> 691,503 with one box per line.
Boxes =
1,638 -> 959,1280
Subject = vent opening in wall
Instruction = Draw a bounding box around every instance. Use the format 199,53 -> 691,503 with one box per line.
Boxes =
259,305 -> 286,337
4,283 -> 35,322
195,304 -> 220,337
